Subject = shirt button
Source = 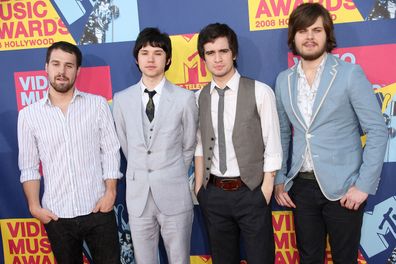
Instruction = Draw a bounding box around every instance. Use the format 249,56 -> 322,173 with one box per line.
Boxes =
147,150 -> 152,154
209,147 -> 213,150
148,169 -> 152,173
150,128 -> 153,131
211,137 -> 214,141
206,167 -> 210,170
208,157 -> 211,160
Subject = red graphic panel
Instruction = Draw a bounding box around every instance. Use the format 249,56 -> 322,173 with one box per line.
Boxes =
14,66 -> 112,111
288,43 -> 396,88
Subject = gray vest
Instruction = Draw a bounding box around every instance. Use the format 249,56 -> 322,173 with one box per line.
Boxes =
142,103 -> 155,146
198,77 -> 265,190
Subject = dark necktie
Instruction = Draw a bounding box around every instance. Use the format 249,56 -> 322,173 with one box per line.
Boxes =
215,86 -> 229,175
144,89 -> 156,122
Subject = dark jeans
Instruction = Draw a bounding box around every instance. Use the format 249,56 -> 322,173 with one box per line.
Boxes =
197,183 -> 275,264
290,178 -> 365,264
44,211 -> 120,264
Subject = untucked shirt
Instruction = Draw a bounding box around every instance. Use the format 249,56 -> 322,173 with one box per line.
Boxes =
18,89 -> 122,218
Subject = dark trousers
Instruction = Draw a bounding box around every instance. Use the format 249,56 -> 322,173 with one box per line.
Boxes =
44,211 -> 120,264
197,183 -> 275,264
290,178 -> 365,264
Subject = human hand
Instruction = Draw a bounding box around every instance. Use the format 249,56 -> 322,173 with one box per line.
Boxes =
93,190 -> 116,213
340,186 -> 368,210
30,206 -> 58,224
274,184 -> 296,208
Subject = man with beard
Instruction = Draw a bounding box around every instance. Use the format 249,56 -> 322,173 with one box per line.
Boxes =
274,3 -> 387,263
18,41 -> 122,264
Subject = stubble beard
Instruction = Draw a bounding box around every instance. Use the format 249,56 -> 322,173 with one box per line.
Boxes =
50,76 -> 75,94
298,44 -> 327,61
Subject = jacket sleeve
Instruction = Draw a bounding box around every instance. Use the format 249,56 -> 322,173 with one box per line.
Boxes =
182,91 -> 198,171
347,64 -> 387,194
274,73 -> 292,185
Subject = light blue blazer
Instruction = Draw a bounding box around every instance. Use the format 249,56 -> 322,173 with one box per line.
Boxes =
275,54 -> 387,200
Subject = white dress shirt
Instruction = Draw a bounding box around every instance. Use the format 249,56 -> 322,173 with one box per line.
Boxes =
195,71 -> 282,176
140,77 -> 165,118
18,89 -> 122,218
297,54 -> 327,172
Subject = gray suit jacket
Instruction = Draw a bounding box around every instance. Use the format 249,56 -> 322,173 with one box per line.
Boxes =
113,79 -> 198,216
275,54 -> 387,200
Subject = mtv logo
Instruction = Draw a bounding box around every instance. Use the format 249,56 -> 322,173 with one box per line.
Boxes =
166,34 -> 211,90
361,196 -> 396,258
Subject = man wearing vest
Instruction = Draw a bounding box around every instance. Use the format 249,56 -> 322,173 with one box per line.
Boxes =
194,23 -> 282,264
113,28 -> 198,264
274,4 -> 387,263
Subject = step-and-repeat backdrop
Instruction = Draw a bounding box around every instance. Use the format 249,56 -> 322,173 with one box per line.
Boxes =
1,0 -> 395,263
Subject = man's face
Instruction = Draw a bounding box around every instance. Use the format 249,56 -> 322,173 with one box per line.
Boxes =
45,48 -> 79,94
136,44 -> 169,79
203,36 -> 235,83
294,16 -> 327,61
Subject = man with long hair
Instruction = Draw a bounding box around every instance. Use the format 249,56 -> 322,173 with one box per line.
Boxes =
274,3 -> 387,263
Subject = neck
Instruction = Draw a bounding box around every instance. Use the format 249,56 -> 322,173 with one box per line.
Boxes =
142,74 -> 164,91
48,86 -> 74,107
301,53 -> 326,72
213,68 -> 236,89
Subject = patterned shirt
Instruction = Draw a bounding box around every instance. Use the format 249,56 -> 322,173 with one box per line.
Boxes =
297,54 -> 327,172
18,89 -> 122,218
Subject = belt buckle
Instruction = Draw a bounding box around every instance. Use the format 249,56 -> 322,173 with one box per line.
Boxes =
218,179 -> 239,191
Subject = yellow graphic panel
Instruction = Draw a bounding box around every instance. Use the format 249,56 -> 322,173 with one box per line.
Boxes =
376,82 -> 396,112
191,255 -> 212,263
248,0 -> 364,31
0,218 -> 56,264
166,34 -> 212,90
0,0 -> 75,51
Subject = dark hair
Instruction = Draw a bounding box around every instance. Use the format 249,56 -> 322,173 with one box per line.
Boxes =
46,41 -> 82,67
133,27 -> 172,71
197,23 -> 238,67
288,3 -> 337,55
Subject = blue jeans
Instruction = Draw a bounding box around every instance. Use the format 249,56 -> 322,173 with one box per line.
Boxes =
44,211 -> 120,264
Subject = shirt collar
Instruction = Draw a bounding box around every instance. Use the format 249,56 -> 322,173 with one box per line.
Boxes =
140,77 -> 166,96
210,70 -> 240,94
41,87 -> 83,106
297,53 -> 328,78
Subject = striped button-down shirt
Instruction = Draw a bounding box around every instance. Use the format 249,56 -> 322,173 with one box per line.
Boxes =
18,89 -> 122,218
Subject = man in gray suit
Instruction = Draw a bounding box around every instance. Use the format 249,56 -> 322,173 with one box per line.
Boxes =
194,23 -> 282,264
113,28 -> 198,264
274,3 -> 388,263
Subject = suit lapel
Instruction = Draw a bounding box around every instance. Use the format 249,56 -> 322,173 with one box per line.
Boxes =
130,85 -> 148,148
310,55 -> 338,125
148,80 -> 173,149
288,67 -> 307,130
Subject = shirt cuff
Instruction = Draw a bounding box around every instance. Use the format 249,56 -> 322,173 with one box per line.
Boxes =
103,171 -> 123,180
263,154 -> 282,172
195,143 -> 203,156
20,169 -> 41,183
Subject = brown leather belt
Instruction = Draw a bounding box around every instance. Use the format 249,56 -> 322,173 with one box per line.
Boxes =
298,171 -> 316,180
210,174 -> 245,191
